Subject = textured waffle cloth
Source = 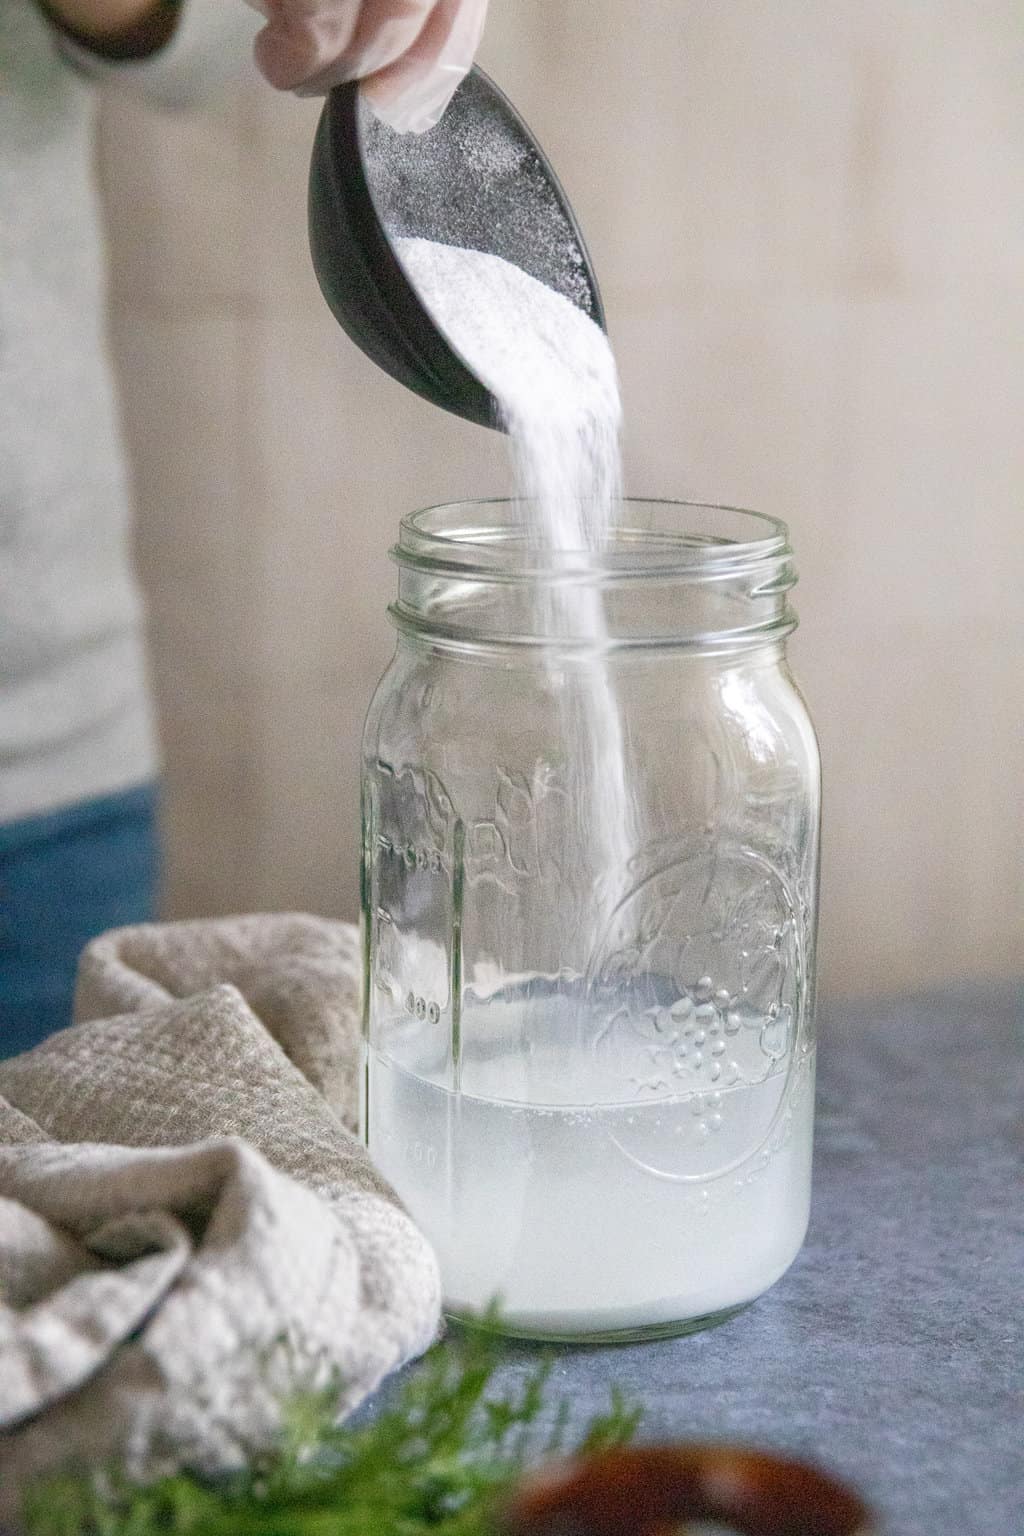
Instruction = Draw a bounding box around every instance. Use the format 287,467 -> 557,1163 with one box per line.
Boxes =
0,914 -> 440,1515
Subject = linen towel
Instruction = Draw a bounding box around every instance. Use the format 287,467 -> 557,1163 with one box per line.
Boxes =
0,915 -> 441,1517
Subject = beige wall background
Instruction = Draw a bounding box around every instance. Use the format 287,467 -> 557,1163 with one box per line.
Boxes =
98,0 -> 1023,999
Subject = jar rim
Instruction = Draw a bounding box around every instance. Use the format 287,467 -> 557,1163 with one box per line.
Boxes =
393,498 -> 790,582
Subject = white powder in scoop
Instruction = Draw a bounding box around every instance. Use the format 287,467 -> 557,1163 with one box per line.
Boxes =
395,237 -> 632,890
396,238 -> 622,564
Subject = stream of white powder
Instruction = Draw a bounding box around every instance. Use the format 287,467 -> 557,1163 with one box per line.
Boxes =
396,237 -> 633,898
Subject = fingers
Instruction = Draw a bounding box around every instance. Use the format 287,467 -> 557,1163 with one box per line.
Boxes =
249,0 -> 488,134
251,0 -> 363,92
363,0 -> 489,132
271,0 -> 438,96
333,0 -> 439,79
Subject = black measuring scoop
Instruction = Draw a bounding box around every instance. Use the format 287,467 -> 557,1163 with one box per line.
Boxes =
308,67 -> 605,431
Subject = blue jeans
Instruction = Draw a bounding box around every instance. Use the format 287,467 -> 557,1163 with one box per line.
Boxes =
0,783 -> 160,1058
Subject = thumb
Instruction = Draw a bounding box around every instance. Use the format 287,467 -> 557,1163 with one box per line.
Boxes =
362,0 -> 489,134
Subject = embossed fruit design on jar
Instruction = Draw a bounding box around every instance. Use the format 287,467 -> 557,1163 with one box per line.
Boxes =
361,499 -> 820,1342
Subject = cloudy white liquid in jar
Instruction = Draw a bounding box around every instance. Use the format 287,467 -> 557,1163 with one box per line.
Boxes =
367,993 -> 814,1335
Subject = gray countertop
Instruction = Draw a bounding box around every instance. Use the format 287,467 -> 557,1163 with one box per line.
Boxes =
439,987 -> 1024,1536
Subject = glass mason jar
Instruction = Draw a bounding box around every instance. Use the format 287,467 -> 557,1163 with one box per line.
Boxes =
361,499 -> 820,1342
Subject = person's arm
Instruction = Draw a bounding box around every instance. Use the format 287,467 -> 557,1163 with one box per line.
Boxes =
39,0 -> 182,60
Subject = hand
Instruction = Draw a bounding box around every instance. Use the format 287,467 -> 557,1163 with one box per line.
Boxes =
245,0 -> 488,134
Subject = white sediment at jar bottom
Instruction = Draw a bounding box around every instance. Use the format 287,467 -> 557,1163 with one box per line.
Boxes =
365,1033 -> 814,1336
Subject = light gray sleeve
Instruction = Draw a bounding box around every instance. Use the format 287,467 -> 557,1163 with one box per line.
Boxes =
56,0 -> 263,109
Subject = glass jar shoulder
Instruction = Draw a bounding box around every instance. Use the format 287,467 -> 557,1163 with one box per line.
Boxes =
363,640 -> 559,771
364,641 -> 820,787
613,645 -> 819,786
717,652 -> 820,785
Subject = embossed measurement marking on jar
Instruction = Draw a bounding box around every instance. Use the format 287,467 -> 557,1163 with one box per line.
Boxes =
377,833 -> 447,875
364,760 -> 466,1088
